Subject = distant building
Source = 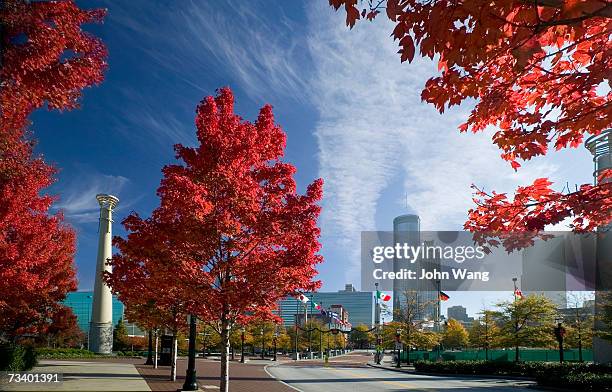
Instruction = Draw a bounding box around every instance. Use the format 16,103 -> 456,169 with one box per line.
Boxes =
63,291 -> 145,338
392,214 -> 420,315
296,304 -> 351,331
339,284 -> 357,292
447,305 -> 474,329
276,286 -> 374,327
521,236 -> 568,308
447,306 -> 468,322
392,215 -> 441,322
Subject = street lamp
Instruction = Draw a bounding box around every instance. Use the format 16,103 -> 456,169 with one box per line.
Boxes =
273,331 -> 278,361
240,326 -> 246,363
145,329 -> 154,365
86,295 -> 92,351
554,316 -> 566,363
182,314 -> 198,391
512,277 -> 520,362
395,328 -> 401,368
260,328 -> 265,360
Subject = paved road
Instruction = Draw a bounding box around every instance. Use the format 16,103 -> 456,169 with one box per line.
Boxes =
267,353 -> 536,392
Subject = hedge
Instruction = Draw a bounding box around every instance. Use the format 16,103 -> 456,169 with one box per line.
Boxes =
414,360 -> 612,391
0,344 -> 38,371
35,348 -> 98,359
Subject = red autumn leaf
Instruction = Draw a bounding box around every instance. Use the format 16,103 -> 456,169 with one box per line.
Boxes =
105,88 -> 323,391
0,0 -> 107,338
328,0 -> 612,248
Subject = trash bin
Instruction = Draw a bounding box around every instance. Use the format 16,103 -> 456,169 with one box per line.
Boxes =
159,335 -> 174,366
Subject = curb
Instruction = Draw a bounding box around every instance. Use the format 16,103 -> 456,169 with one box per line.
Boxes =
366,362 -> 536,382
264,363 -> 303,392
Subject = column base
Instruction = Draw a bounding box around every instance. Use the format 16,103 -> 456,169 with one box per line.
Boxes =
89,322 -> 113,354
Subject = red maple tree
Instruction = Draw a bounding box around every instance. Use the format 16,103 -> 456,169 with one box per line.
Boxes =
105,258 -> 189,380
106,88 -> 323,391
329,0 -> 611,243
1,0 -> 107,134
45,306 -> 85,348
0,0 -> 107,340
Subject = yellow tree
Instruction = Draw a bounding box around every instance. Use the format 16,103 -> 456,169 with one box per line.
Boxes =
443,319 -> 469,349
394,290 -> 436,363
493,294 -> 557,361
468,309 -> 499,358
349,324 -> 375,349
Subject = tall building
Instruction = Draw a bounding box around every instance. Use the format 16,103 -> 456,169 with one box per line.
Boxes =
339,284 -> 357,292
447,305 -> 468,322
521,235 -> 568,308
447,305 -> 474,329
63,291 -> 145,340
276,287 -> 374,327
392,215 -> 441,322
392,214 -> 420,313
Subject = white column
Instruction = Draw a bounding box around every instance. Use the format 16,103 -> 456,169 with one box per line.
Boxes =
89,194 -> 119,354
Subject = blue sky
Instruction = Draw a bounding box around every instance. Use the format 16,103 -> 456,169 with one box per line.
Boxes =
32,0 -> 594,318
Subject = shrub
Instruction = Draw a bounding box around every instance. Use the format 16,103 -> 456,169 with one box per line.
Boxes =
414,360 -> 612,391
0,344 -> 38,371
35,348 -> 97,359
538,371 -> 612,391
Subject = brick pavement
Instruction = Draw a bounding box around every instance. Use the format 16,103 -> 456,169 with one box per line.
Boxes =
134,358 -> 294,392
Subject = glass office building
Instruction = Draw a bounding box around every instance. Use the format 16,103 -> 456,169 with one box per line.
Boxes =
275,289 -> 375,327
392,214 -> 440,322
62,291 -> 144,336
392,214 -> 421,312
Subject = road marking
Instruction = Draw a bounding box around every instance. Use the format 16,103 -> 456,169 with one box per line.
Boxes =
264,364 -> 304,392
328,367 -> 435,392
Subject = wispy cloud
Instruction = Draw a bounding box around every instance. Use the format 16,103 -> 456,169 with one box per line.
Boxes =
306,4 -> 592,285
111,87 -> 197,151
55,172 -> 131,223
108,0 -> 310,104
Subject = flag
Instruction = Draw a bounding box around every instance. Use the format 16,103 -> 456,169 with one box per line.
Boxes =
514,288 -> 523,299
376,290 -> 391,302
297,294 -> 309,303
439,291 -> 450,301
314,302 -> 322,310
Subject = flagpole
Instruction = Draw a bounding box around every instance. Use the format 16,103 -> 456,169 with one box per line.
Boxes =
512,277 -> 519,362
308,294 -> 313,355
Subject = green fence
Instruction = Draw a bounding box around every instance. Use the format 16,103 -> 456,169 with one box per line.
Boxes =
400,349 -> 593,362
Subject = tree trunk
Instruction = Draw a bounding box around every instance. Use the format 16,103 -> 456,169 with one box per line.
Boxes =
515,344 -> 519,362
170,334 -> 177,381
220,321 -> 231,392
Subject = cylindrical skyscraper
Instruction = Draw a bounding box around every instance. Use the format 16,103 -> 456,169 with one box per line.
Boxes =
89,194 -> 119,354
392,214 -> 420,318
586,129 -> 612,364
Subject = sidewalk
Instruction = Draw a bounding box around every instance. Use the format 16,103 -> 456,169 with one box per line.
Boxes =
0,360 -> 151,391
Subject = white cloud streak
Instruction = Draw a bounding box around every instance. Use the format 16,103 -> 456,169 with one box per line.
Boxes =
55,173 -> 131,223
306,4 -> 592,285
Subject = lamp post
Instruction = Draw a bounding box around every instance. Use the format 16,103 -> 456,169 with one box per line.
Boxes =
484,315 -> 490,361
86,295 -> 92,351
260,329 -> 265,360
273,331 -> 278,361
554,317 -> 566,363
182,314 -> 198,391
512,277 -> 520,362
240,326 -> 246,363
395,328 -> 401,368
145,329 -> 154,365
374,282 -> 380,364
